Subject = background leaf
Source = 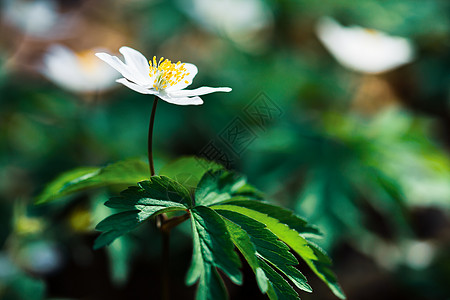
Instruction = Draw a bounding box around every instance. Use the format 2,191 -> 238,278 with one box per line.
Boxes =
36,158 -> 149,204
160,156 -> 223,190
195,170 -> 263,207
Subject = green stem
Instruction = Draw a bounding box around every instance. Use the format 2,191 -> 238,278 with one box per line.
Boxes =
147,96 -> 167,298
148,96 -> 159,177
147,97 -> 191,299
161,213 -> 190,233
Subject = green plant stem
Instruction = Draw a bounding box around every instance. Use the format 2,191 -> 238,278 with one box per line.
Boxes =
147,97 -> 191,299
147,96 -> 168,299
148,96 -> 159,177
161,213 -> 190,233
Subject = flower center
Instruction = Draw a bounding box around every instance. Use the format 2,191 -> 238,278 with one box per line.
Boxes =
364,28 -> 378,35
76,50 -> 100,72
149,56 -> 190,91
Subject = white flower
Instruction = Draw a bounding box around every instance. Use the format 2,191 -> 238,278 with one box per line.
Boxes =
41,45 -> 119,93
2,0 -> 73,39
316,17 -> 415,74
95,47 -> 231,105
179,0 -> 273,51
2,0 -> 57,37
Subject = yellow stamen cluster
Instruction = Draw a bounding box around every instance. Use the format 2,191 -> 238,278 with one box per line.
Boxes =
149,56 -> 190,90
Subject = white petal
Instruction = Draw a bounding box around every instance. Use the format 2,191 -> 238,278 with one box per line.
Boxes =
42,45 -> 85,92
119,47 -> 152,85
169,86 -> 232,97
42,45 -> 78,79
116,78 -> 158,95
157,93 -> 203,105
95,52 -> 141,84
316,17 -> 414,74
42,45 -> 117,93
165,63 -> 198,92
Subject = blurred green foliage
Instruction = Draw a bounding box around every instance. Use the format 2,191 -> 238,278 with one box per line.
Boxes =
0,0 -> 449,299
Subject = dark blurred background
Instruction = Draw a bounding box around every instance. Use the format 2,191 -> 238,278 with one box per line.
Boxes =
0,0 -> 449,299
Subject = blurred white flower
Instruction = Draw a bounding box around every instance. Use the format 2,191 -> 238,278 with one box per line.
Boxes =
316,17 -> 415,74
179,0 -> 273,51
96,46 -> 231,105
42,45 -> 119,93
1,0 -> 73,38
17,240 -> 63,275
404,240 -> 435,270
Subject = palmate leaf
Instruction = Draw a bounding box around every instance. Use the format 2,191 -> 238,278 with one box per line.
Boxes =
94,176 -> 189,249
93,166 -> 344,300
36,158 -> 149,204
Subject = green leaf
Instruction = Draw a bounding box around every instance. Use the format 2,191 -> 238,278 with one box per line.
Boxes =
94,176 -> 189,249
160,156 -> 223,190
36,167 -> 99,204
221,214 -> 307,300
212,200 -> 345,299
219,210 -> 312,295
219,216 -> 269,294
259,258 -> 300,300
36,158 -> 149,204
91,166 -> 345,299
186,206 -> 242,300
302,243 -> 346,300
195,170 -> 263,207
105,176 -> 192,208
94,211 -> 141,250
213,199 -> 321,239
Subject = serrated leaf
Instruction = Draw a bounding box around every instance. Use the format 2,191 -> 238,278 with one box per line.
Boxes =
221,216 -> 302,300
222,200 -> 322,238
303,243 -> 346,300
219,210 -> 312,295
195,170 -> 263,207
106,176 -> 192,208
259,258 -> 299,300
94,211 -> 140,250
160,156 -> 223,190
186,206 -> 242,300
212,201 -> 319,261
36,158 -> 149,204
219,217 -> 269,293
212,200 -> 345,299
94,176 -> 189,249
